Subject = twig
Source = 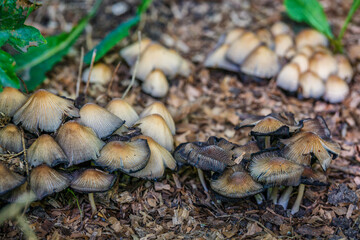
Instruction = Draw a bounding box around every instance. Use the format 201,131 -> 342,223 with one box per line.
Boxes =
21,128 -> 29,182
244,216 -> 277,237
76,47 -> 85,98
107,61 -> 121,97
83,49 -> 97,96
18,77 -> 29,94
122,31 -> 141,99
330,164 -> 360,176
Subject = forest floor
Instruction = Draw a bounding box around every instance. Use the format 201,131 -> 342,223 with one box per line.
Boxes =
1,0 -> 360,239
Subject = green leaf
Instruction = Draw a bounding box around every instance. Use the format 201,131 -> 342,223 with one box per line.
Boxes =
0,0 -> 40,29
3,25 -> 46,52
0,50 -> 20,89
137,0 -> 153,14
14,0 -> 102,91
83,15 -> 140,64
284,0 -> 333,38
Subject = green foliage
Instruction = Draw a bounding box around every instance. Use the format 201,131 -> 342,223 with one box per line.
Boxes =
0,50 -> 20,91
84,0 -> 153,64
285,0 -> 360,52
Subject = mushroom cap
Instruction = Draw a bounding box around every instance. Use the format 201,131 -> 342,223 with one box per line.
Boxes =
133,44 -> 183,81
270,21 -> 292,36
0,124 -> 23,153
0,162 -> 26,196
300,116 -> 331,138
210,165 -> 264,198
285,47 -> 296,59
256,28 -> 274,49
249,152 -> 304,186
335,55 -> 353,83
280,131 -> 340,170
295,29 -> 328,49
120,38 -> 152,66
291,53 -> 309,73
129,135 -> 176,180
249,116 -> 300,137
173,141 -> 234,173
106,99 -> 139,126
178,59 -> 192,78
28,134 -> 68,168
82,63 -> 112,85
323,75 -> 349,103
0,87 -> 28,117
30,165 -> 70,199
309,52 -> 337,80
95,138 -> 150,173
274,34 -> 293,57
206,136 -> 238,152
13,89 -> 79,133
223,28 -> 245,45
1,182 -> 36,203
297,45 -> 314,58
204,44 -> 239,72
142,69 -> 169,98
70,168 -> 116,193
226,32 -> 261,65
79,103 -> 125,138
134,114 -> 174,152
276,62 -> 300,92
56,121 -> 105,167
299,71 -> 325,99
140,101 -> 176,135
232,141 -> 261,160
301,166 -> 327,186
241,46 -> 280,78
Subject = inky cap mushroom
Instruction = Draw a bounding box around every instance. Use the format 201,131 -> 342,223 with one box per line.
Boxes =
82,63 -> 112,85
106,99 -> 139,126
299,71 -> 325,99
0,87 -> 28,117
142,69 -> 169,98
0,162 -> 26,196
120,38 -> 152,66
204,44 -> 239,72
295,29 -> 328,49
276,62 -> 300,92
70,168 -> 116,193
0,124 -> 23,153
309,52 -> 337,80
323,75 -> 349,103
226,32 -> 261,65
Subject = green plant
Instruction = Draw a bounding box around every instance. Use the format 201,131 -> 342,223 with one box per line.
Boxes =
285,0 -> 360,53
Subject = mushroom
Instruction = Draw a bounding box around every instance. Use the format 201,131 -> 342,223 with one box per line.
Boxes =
276,63 -> 300,92
129,135 -> 176,180
300,116 -> 331,138
140,101 -> 176,135
0,87 -> 28,117
79,103 -> 125,138
270,21 -> 292,36
142,69 -> 169,98
226,32 -> 261,65
241,46 -> 280,79
297,46 -> 314,58
95,138 -> 150,173
13,89 -> 79,133
323,75 -> 349,103
30,165 -> 70,200
134,114 -> 174,152
222,28 -> 245,45
0,162 -> 26,196
291,53 -> 309,73
56,121 -> 105,167
299,71 -> 325,99
70,168 -> 116,214
120,38 -> 152,66
335,54 -> 353,82
274,34 -> 293,57
27,134 -> 68,168
204,44 -> 239,72
256,28 -> 274,49
106,99 -> 139,126
82,63 -> 112,85
1,182 -> 36,203
0,124 -> 23,153
309,52 -> 337,80
295,29 -> 328,49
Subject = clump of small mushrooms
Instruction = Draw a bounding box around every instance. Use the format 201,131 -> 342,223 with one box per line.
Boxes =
0,87 -> 176,215
120,38 -> 192,98
205,22 -> 353,103
174,113 -> 340,214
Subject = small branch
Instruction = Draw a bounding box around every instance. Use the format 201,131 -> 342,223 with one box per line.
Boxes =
18,77 -> 29,94
76,47 -> 85,98
107,61 -> 121,97
83,49 -> 97,97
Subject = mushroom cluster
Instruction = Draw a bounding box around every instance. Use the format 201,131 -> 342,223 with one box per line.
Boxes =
174,113 -> 340,214
0,87 -> 176,214
120,38 -> 192,98
205,22 -> 353,103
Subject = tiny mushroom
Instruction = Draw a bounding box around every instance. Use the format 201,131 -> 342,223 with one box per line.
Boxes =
0,87 -> 28,117
0,162 -> 26,196
106,99 -> 139,126
323,75 -> 349,103
276,62 -> 300,92
226,31 -> 261,65
0,124 -> 23,153
82,63 -> 112,85
142,69 -> 169,98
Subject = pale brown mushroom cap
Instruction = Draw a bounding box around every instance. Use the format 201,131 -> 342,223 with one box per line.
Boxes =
276,62 -> 300,92
210,165 -> 264,198
204,44 -> 239,72
223,28 -> 245,45
226,32 -> 261,65
299,71 -> 325,99
274,34 -> 293,57
142,70 -> 169,98
249,152 -> 304,186
0,87 -> 28,117
0,162 -> 26,196
56,121 -> 105,167
120,38 -> 152,66
28,134 -> 68,168
335,54 -> 353,83
82,63 -> 112,85
30,165 -> 70,199
291,53 -> 309,73
13,89 -> 79,133
256,28 -> 274,49
295,29 -> 328,49
79,103 -> 125,139
300,116 -> 331,138
270,21 -> 292,36
70,168 -> 116,193
95,138 -> 150,173
297,46 -> 314,58
323,75 -> 349,103
309,52 -> 337,80
106,99 -> 139,126
0,124 -> 23,153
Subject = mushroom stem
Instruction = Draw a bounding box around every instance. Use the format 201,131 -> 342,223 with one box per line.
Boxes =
254,193 -> 264,204
291,184 -> 305,215
270,186 -> 279,204
197,168 -> 208,192
88,193 -> 97,215
278,186 -> 293,209
264,136 -> 271,149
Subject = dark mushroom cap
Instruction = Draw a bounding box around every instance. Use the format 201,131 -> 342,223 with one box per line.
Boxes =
0,162 -> 26,196
249,152 -> 304,187
210,165 -> 264,198
95,138 -> 150,173
70,168 -> 116,193
301,166 -> 328,186
232,141 -> 261,160
30,165 -> 70,199
13,89 -> 79,133
28,134 -> 68,168
0,87 -> 28,117
56,121 -> 105,167
79,103 -> 125,139
300,116 -> 331,138
0,124 -> 23,153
